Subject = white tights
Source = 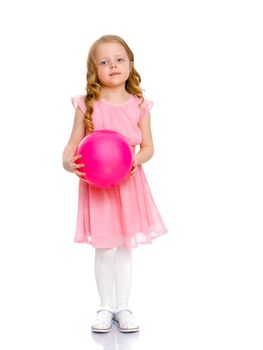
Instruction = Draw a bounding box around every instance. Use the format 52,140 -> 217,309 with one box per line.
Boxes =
94,247 -> 132,311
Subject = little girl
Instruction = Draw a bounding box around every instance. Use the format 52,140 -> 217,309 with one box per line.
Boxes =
63,35 -> 168,333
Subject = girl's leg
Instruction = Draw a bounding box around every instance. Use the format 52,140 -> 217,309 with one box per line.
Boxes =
115,247 -> 132,310
114,247 -> 139,331
94,247 -> 116,308
92,247 -> 116,331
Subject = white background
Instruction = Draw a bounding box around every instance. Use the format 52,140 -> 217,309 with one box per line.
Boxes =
0,0 -> 262,349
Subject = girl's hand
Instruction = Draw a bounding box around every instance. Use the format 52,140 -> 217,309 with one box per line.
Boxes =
63,154 -> 86,178
130,155 -> 138,176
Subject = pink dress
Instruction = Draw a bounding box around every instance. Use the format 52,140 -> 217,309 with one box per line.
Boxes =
71,94 -> 168,248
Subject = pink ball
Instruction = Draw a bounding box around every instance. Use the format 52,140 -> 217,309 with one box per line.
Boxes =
76,130 -> 134,188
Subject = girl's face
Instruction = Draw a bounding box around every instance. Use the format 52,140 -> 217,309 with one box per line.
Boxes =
95,42 -> 132,88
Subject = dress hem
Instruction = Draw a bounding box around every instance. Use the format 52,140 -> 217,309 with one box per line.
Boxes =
73,229 -> 168,248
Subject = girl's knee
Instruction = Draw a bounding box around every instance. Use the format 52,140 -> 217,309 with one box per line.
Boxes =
95,247 -> 117,262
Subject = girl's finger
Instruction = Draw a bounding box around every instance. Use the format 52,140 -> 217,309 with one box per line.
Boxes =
75,170 -> 86,177
75,163 -> 85,169
130,166 -> 137,176
72,154 -> 82,161
70,162 -> 84,169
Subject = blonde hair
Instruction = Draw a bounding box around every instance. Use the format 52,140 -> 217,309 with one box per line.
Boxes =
84,35 -> 144,133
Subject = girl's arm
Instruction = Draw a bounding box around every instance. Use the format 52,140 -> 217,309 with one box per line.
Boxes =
130,113 -> 154,176
62,107 -> 86,176
136,113 -> 154,165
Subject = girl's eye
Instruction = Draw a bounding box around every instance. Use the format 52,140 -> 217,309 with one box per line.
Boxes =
100,60 -> 108,66
117,58 -> 124,62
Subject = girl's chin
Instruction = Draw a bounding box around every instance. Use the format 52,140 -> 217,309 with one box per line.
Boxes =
101,82 -> 127,88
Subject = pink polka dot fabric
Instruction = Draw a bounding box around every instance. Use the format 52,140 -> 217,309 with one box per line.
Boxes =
71,94 -> 168,248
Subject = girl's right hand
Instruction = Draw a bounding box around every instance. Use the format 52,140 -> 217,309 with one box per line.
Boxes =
63,154 -> 86,178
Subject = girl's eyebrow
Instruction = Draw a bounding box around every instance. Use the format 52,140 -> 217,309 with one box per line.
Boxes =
98,54 -> 125,60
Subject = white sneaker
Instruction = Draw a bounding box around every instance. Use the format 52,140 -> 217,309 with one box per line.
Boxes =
113,309 -> 140,333
91,307 -> 114,333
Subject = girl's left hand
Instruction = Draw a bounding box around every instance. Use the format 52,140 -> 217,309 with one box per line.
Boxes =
130,156 -> 138,176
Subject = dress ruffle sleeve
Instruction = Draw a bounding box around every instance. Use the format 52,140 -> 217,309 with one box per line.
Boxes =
71,95 -> 87,114
139,98 -> 154,120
